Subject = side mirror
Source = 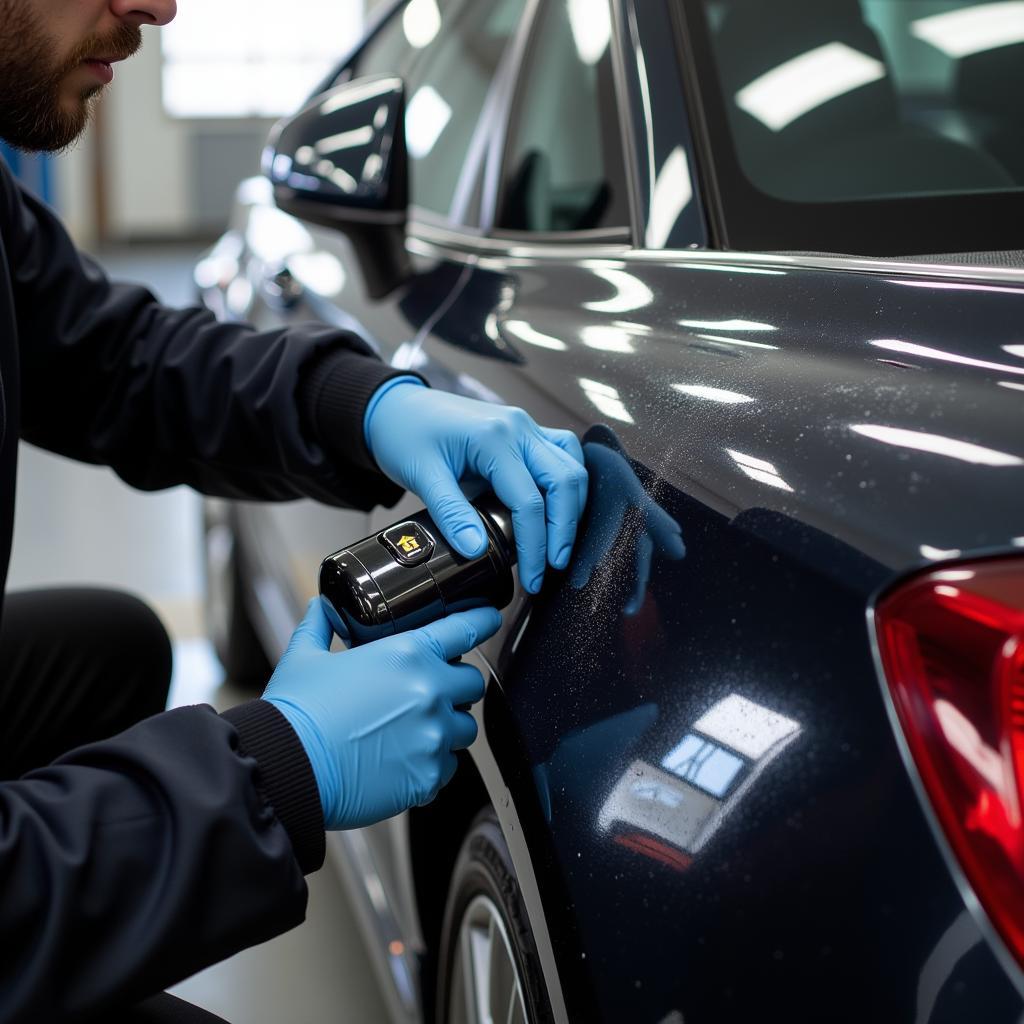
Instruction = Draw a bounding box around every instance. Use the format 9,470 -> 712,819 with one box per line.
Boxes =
263,75 -> 410,298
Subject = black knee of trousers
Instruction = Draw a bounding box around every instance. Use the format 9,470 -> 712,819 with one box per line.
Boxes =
89,589 -> 174,724
0,588 -> 174,776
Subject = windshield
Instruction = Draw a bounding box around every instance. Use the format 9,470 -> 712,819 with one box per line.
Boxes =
683,0 -> 1024,254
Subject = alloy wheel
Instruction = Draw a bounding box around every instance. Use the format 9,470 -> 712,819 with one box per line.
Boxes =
448,894 -> 528,1024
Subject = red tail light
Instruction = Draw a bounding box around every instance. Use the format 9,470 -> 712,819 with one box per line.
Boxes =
875,557 -> 1024,964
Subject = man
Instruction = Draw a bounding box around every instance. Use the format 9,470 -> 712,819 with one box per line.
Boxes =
0,0 -> 588,1020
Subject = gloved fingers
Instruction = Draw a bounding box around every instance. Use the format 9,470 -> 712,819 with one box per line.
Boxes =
539,427 -> 586,469
624,532 -> 654,616
414,607 -> 502,663
417,751 -> 459,806
483,454 -> 549,593
283,598 -> 333,656
420,460 -> 489,559
447,709 -> 479,750
647,501 -> 686,560
527,434 -> 590,569
443,661 -> 487,706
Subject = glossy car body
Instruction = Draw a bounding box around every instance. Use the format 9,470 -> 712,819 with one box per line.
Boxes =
197,1 -> 1024,1020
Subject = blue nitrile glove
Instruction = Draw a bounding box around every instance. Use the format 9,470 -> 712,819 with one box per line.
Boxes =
264,598 -> 501,830
364,379 -> 588,594
570,436 -> 685,615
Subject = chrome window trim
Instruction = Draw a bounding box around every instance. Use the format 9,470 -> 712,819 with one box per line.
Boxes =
610,0 -> 645,247
407,218 -> 1024,285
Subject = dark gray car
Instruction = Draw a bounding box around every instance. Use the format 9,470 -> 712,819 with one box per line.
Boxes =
198,1 -> 1024,1020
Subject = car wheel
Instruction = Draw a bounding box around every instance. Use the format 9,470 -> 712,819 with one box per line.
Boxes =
436,809 -> 554,1024
203,504 -> 272,690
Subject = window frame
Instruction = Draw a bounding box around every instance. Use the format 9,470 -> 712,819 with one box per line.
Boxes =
487,0 -> 635,245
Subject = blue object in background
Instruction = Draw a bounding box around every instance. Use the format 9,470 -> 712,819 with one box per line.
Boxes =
0,143 -> 54,205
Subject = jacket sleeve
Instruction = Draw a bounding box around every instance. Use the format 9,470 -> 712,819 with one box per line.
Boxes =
0,163 -> 412,510
0,700 -> 324,1023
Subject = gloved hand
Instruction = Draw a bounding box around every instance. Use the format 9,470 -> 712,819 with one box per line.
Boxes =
364,379 -> 588,594
264,598 -> 501,830
570,431 -> 685,615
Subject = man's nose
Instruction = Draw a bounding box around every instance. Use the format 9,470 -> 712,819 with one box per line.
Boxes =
108,0 -> 177,27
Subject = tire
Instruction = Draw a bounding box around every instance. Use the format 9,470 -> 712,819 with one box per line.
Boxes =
436,809 -> 555,1024
202,506 -> 273,690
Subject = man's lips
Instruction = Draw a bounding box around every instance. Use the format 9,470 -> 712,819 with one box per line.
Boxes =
81,57 -> 120,84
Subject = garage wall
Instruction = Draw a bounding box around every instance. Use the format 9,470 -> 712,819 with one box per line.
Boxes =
54,0 -> 390,246
102,32 -> 276,241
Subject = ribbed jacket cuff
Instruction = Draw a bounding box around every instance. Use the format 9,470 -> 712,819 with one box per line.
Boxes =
222,700 -> 325,875
300,349 -> 425,475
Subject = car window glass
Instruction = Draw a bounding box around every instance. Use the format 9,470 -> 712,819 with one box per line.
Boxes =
401,0 -> 528,222
401,0 -> 528,221
497,0 -> 630,234
348,2 -> 418,81
700,0 -> 1024,202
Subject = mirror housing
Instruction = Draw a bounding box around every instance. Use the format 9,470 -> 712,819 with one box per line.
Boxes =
263,75 -> 410,298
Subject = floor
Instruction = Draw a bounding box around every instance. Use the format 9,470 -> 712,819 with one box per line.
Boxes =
8,244 -> 389,1023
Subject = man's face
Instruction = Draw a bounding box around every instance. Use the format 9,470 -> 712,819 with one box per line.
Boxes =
0,0 -> 176,152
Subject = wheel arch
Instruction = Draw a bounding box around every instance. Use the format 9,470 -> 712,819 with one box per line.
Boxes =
407,666 -> 574,1024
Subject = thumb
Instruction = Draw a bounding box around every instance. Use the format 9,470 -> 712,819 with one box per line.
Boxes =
415,606 -> 503,662
285,597 -> 334,655
421,462 -> 488,559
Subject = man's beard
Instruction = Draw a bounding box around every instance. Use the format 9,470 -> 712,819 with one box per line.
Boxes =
0,0 -> 141,153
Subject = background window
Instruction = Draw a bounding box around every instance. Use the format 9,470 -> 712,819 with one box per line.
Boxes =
162,0 -> 365,118
497,0 -> 630,233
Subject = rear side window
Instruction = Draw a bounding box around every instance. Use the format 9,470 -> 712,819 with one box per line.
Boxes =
496,0 -> 630,235
402,0 -> 528,221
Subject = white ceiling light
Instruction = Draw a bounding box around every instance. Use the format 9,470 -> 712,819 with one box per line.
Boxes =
580,326 -> 635,353
726,449 -> 794,491
850,424 -> 1023,467
580,378 -> 634,424
736,41 -> 886,132
872,339 -> 1024,377
679,319 -> 777,332
692,694 -> 800,761
568,0 -> 612,65
911,2 -> 1024,58
502,320 -> 567,352
646,147 -> 693,249
672,384 -> 754,404
693,333 -> 780,351
403,0 -> 442,49
314,126 -> 374,156
583,269 -> 655,314
405,86 -> 452,159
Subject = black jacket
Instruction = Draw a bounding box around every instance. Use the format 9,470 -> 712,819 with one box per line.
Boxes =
0,159 -> 410,1021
